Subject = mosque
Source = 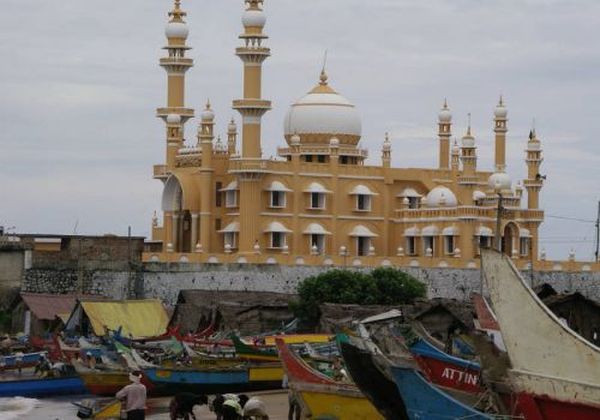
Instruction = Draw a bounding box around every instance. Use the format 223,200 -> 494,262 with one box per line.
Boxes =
149,0 -> 545,268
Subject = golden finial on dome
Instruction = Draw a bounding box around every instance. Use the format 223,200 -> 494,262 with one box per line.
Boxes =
319,69 -> 328,86
246,0 -> 264,10
498,94 -> 504,107
205,99 -> 211,110
466,113 -> 472,136
169,0 -> 186,22
443,98 -> 449,109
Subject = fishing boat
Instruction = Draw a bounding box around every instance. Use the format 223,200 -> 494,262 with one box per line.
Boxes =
275,338 -> 383,420
472,292 -> 506,351
230,334 -> 279,362
0,374 -> 87,398
338,335 -> 409,420
0,351 -> 46,370
482,248 -> 600,419
76,369 -> 132,396
404,331 -> 483,395
142,362 -> 283,395
391,366 -> 492,420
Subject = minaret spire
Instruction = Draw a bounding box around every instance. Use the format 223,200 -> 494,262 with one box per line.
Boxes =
438,99 -> 452,169
494,95 -> 508,171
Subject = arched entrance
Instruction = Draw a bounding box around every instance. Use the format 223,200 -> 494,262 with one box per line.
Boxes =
502,222 -> 518,257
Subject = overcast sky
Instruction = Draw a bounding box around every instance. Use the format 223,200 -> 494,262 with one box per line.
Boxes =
1,0 -> 599,260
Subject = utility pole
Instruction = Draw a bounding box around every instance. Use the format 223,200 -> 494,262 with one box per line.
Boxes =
595,200 -> 599,263
495,193 -> 504,252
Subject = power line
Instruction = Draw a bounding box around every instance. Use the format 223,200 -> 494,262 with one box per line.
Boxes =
546,214 -> 595,224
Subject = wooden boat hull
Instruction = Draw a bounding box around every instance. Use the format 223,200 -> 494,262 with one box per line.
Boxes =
298,387 -> 384,420
339,339 -> 408,420
391,366 -> 491,420
409,339 -> 482,394
143,365 -> 281,395
79,371 -> 132,396
0,376 -> 87,397
482,249 -> 600,415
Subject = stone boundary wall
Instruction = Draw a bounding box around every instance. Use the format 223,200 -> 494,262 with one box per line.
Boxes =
22,263 -> 600,307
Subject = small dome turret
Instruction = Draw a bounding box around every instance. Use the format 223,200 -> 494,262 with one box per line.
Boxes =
488,171 -> 512,191
201,101 -> 215,122
242,9 -> 266,28
425,186 -> 458,208
494,96 -> 507,119
165,22 -> 189,39
166,114 -> 181,124
438,99 -> 452,123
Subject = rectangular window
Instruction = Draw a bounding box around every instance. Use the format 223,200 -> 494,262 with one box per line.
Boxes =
357,237 -> 370,256
310,234 -> 325,254
423,236 -> 434,256
445,236 -> 455,254
271,232 -> 285,248
224,232 -> 237,249
520,238 -> 530,256
215,182 -> 222,207
406,237 -> 416,255
225,191 -> 237,208
270,191 -> 286,208
340,156 -> 348,164
305,155 -> 313,162
317,155 -> 326,163
408,197 -> 419,209
215,219 -> 221,232
310,193 -> 325,209
356,195 -> 371,211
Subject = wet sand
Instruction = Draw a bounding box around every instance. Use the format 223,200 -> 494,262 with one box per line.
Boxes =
24,390 -> 290,420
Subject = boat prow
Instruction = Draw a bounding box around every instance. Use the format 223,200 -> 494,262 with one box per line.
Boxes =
481,248 -> 600,417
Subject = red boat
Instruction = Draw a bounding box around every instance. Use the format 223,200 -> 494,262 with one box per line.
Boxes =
482,249 -> 600,419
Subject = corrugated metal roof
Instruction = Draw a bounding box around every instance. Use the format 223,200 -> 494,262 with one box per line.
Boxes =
20,293 -> 103,321
79,299 -> 169,339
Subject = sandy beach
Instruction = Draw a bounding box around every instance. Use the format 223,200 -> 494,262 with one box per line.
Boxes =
0,391 -> 290,420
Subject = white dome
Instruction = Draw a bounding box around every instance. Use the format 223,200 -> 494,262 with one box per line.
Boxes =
439,108 -> 452,123
165,22 -> 189,39
462,133 -> 475,148
228,119 -> 237,132
284,76 -> 361,145
166,114 -> 181,124
473,190 -> 486,201
242,9 -> 266,28
488,172 -> 512,191
494,103 -> 507,119
425,186 -> 458,208
201,103 -> 215,121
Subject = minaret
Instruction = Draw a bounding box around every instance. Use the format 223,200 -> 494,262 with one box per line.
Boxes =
524,129 -> 544,209
197,101 -> 215,252
159,0 -> 194,170
494,96 -> 508,171
227,118 -> 238,155
438,100 -> 452,169
232,0 -> 271,159
233,0 -> 271,253
460,117 -> 477,176
459,116 -> 478,206
382,132 -> 391,168
451,140 -> 460,172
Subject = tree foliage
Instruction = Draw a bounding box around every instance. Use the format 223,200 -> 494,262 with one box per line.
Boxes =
291,267 -> 426,328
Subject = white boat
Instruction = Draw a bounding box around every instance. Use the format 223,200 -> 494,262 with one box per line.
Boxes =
481,248 -> 600,419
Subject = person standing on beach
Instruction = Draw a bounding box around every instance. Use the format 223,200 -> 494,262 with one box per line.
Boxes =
116,370 -> 147,420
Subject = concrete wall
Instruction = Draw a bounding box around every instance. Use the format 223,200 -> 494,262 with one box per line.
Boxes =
21,262 -> 600,307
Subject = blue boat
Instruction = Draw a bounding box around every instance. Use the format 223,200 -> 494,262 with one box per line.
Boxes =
0,351 -> 46,369
391,366 -> 491,420
410,338 -> 480,371
143,366 -> 252,395
0,376 -> 87,398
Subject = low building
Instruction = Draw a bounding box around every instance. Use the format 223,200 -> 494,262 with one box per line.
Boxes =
65,299 -> 169,339
170,289 -> 294,335
10,292 -> 103,336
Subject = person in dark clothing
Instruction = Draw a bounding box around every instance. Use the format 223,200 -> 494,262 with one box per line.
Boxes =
169,392 -> 209,420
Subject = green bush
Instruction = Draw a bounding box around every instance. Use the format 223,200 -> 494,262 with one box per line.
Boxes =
291,268 -> 426,328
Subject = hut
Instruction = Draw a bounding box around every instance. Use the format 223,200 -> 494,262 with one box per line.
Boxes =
65,299 -> 169,339
11,293 -> 103,336
169,290 -> 295,335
